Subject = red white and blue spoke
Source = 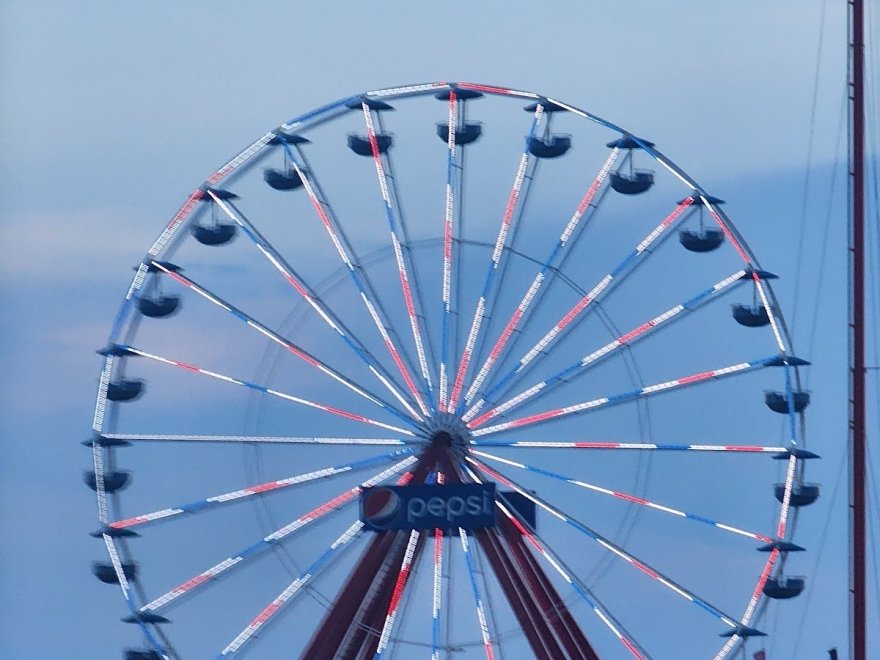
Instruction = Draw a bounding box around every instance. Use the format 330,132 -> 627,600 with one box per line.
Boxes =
466,269 -> 748,427
448,104 -> 545,413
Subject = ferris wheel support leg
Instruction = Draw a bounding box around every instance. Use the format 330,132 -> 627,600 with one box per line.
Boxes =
495,514 -> 599,660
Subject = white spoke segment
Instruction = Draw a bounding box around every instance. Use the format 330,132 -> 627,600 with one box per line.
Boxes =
473,451 -> 773,543
467,458 -> 742,630
109,449 -> 412,530
205,190 -> 423,422
281,152 -> 431,417
362,103 -> 435,407
469,439 -> 787,453
459,529 -> 496,660
431,471 -> 446,660
141,457 -> 417,613
472,356 -> 778,437
218,521 -> 365,657
466,269 -> 748,426
375,529 -> 422,658
448,103 -> 545,412
100,433 -> 411,446
473,197 -> 696,410
463,147 -> 621,407
116,345 -> 415,436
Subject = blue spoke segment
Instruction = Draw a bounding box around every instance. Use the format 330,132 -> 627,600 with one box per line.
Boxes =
150,262 -> 416,428
469,197 -> 697,411
140,456 -> 417,614
108,449 -> 413,531
205,189 -> 423,422
361,102 -> 435,407
466,269 -> 748,426
375,529 -> 422,658
463,148 -> 621,408
115,345 -> 416,437
472,450 -> 773,543
448,104 -> 546,412
471,356 -> 781,437
218,520 -> 365,658
467,458 -> 743,632
99,433 -> 412,446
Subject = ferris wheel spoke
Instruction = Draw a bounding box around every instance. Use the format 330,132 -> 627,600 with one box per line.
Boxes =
463,147 -> 621,409
459,528 -> 497,660
472,450 -> 773,543
140,456 -> 417,614
466,457 -> 745,632
217,521 -> 366,658
461,462 -> 650,659
360,103 -> 436,407
97,433 -> 414,446
468,439 -> 789,453
204,190 -> 423,422
374,529 -> 423,658
475,197 -> 698,408
438,91 -> 459,413
448,104 -> 546,413
280,144 -> 431,417
108,449 -> 413,531
115,344 -> 417,436
472,355 -> 786,437
466,268 -> 750,425
150,262 -> 417,428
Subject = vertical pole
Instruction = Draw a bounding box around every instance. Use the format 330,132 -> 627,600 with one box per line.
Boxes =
848,0 -> 867,658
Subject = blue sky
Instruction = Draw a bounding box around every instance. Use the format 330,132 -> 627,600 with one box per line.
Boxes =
1,1 -> 877,658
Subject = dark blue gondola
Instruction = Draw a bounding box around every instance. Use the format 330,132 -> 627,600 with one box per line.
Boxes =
138,294 -> 180,319
679,228 -> 724,252
263,167 -> 304,191
757,539 -> 806,552
81,435 -> 131,448
763,576 -> 806,599
84,470 -> 130,493
732,303 -> 770,327
774,482 -> 820,507
435,122 -> 483,145
92,561 -> 137,584
348,134 -> 392,156
125,650 -> 164,660
268,132 -> 310,146
191,222 -> 237,246
719,626 -> 766,638
606,136 -> 656,150
107,379 -> 144,402
765,390 -> 810,413
610,170 -> 655,195
527,135 -> 571,159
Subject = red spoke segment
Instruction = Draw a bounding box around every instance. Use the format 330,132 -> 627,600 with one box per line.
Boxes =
374,529 -> 422,658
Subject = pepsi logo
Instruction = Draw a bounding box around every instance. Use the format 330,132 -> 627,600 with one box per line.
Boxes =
361,487 -> 401,528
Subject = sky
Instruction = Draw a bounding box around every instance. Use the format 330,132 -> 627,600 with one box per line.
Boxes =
1,1 -> 878,658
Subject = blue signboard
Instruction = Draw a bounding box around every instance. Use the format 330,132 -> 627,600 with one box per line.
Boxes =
360,483 -> 497,532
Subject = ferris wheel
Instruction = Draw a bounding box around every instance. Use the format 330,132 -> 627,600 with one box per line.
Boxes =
87,82 -> 818,660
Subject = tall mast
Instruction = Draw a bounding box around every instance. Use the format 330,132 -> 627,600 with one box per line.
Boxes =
847,0 -> 866,657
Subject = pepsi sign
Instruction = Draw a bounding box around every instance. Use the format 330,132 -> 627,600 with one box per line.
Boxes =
360,484 -> 497,532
